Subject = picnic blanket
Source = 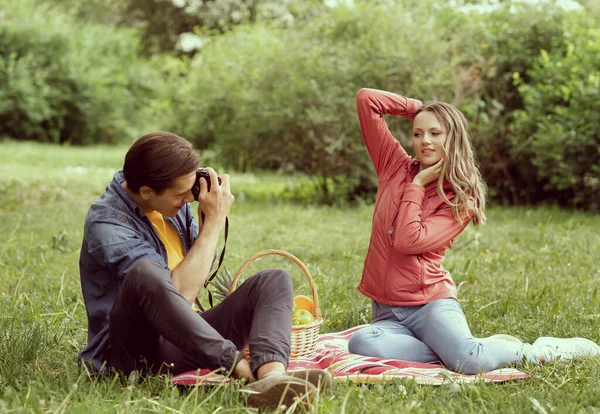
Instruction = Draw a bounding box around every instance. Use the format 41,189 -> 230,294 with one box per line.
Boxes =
172,326 -> 529,386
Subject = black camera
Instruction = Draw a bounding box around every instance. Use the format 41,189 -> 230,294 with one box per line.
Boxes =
192,168 -> 221,201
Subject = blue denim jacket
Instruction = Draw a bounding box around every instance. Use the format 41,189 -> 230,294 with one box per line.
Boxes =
78,170 -> 199,372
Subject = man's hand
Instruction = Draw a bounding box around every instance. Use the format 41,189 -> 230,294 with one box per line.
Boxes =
413,159 -> 444,187
196,167 -> 234,227
172,167 -> 234,305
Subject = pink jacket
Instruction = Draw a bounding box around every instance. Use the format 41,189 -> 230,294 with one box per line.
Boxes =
356,88 -> 470,306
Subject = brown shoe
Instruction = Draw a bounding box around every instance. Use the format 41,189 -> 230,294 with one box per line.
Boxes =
240,374 -> 316,411
287,369 -> 333,391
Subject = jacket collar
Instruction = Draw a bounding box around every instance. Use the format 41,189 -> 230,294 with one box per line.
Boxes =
108,170 -> 146,218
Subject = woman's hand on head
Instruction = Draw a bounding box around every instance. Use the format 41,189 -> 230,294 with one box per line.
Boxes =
413,159 -> 444,187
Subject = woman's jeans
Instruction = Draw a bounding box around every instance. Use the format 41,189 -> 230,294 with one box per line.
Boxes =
348,298 -> 542,374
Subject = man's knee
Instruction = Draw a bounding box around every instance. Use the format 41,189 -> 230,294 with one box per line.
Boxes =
252,269 -> 293,293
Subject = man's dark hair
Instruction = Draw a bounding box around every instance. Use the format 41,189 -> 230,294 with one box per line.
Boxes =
123,132 -> 200,193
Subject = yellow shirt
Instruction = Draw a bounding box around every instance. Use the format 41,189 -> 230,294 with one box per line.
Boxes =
147,211 -> 184,270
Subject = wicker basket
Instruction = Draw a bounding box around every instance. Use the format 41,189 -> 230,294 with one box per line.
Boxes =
230,249 -> 324,361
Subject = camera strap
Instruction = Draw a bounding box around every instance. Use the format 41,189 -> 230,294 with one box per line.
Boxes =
203,215 -> 228,308
191,212 -> 229,312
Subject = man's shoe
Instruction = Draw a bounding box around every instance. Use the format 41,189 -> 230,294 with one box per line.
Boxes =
533,337 -> 600,361
240,374 -> 316,411
287,369 -> 333,391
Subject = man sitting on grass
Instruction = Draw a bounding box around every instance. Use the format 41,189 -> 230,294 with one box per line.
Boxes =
78,131 -> 331,410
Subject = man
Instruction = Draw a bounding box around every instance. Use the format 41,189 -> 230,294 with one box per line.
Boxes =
78,132 -> 331,410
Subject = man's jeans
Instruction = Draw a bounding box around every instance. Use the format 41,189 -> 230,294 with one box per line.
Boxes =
108,258 -> 293,377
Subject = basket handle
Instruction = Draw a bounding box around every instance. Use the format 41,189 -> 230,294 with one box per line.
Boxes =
230,249 -> 322,319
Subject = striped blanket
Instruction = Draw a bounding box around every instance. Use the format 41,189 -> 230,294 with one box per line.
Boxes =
172,326 -> 529,386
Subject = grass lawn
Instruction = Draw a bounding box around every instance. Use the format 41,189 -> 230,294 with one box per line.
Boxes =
1,139 -> 599,413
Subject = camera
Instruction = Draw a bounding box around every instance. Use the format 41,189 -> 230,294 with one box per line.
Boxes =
192,168 -> 221,201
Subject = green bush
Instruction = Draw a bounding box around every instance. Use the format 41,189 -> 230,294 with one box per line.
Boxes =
2,0 -> 597,209
173,1 -> 460,202
511,18 -> 600,209
175,1 -> 597,208
450,1 -> 582,205
0,0 -> 170,144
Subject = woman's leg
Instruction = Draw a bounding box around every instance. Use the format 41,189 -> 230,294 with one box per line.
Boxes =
403,298 -> 542,374
348,301 -> 439,363
349,299 -> 600,373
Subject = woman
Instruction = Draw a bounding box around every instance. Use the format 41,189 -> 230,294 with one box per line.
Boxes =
347,88 -> 600,374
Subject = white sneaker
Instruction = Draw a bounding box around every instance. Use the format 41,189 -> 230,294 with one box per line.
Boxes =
533,337 -> 600,362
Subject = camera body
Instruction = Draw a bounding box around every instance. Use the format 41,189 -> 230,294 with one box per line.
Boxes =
192,168 -> 221,201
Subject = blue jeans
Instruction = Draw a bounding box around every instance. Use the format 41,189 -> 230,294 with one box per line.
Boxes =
348,298 -> 541,374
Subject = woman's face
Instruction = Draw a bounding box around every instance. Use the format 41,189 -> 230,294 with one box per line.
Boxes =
412,111 -> 448,170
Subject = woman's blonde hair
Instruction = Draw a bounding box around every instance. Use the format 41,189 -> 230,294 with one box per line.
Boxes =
414,102 -> 487,226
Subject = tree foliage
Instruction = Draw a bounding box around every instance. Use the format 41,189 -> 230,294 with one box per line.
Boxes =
0,0 -> 172,144
451,2 -> 583,205
110,0 -> 328,54
512,20 -> 600,209
170,2 -> 465,201
2,0 -> 598,208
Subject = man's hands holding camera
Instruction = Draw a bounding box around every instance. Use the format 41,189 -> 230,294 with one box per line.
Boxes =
193,167 -> 233,227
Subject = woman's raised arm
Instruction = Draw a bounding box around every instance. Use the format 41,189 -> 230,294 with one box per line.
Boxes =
356,88 -> 422,180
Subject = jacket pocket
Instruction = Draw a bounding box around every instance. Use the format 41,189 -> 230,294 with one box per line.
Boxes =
387,209 -> 400,245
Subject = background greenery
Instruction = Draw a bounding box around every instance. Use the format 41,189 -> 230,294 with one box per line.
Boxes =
1,0 -> 599,208
1,0 -> 600,411
1,140 -> 599,413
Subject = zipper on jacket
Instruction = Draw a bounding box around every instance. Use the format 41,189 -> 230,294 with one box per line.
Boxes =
384,208 -> 401,298
418,255 -> 425,292
387,209 -> 400,244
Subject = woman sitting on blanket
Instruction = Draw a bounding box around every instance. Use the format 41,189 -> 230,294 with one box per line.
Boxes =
348,88 -> 600,374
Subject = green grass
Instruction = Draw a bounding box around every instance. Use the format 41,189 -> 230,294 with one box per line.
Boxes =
1,139 -> 599,413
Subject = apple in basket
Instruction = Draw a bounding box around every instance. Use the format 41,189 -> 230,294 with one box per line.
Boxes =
292,309 -> 315,325
292,295 -> 315,325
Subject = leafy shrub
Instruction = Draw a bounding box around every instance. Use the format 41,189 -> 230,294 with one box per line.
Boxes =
173,1 -> 461,202
449,1 -> 580,205
175,0 -> 597,208
511,18 -> 600,209
2,0 -> 597,209
0,0 -> 170,144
